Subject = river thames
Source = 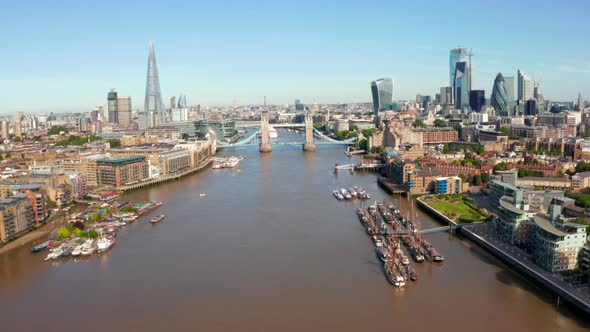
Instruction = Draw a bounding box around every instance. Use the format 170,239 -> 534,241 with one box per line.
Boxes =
0,133 -> 588,331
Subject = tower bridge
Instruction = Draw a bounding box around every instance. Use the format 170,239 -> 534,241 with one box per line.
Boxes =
215,112 -> 356,150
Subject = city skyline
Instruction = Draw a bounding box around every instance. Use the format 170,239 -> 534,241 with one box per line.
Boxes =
1,0 -> 589,113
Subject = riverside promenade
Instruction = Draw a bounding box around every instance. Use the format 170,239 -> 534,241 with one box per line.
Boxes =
417,196 -> 590,315
120,157 -> 213,192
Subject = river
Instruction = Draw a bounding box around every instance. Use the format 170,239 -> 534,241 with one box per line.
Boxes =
0,131 -> 588,331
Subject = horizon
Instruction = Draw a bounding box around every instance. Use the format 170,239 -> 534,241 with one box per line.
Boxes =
1,0 -> 589,114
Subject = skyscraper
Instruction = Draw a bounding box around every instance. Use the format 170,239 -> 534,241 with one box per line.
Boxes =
117,96 -> 132,128
144,41 -> 164,127
370,78 -> 393,114
177,94 -> 187,108
525,99 -> 538,116
439,87 -> 452,105
491,73 -> 509,115
453,61 -> 469,109
534,84 -> 545,113
469,90 -> 485,112
504,76 -> 515,107
107,89 -> 118,123
449,47 -> 473,102
517,69 -> 532,103
170,96 -> 176,109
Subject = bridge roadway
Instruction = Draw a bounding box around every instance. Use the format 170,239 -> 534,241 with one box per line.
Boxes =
235,121 -> 307,128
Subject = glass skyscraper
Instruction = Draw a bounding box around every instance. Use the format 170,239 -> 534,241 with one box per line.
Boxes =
370,78 -> 394,114
469,90 -> 485,112
144,41 -> 164,127
453,62 -> 469,109
449,47 -> 473,103
491,73 -> 509,115
517,69 -> 532,103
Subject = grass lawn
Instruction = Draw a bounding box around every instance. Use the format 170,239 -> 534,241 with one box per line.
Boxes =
425,195 -> 488,224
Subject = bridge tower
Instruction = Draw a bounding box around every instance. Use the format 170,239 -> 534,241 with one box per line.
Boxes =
303,109 -> 316,152
259,110 -> 272,152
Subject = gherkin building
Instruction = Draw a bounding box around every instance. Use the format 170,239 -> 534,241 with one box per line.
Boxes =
491,73 -> 508,115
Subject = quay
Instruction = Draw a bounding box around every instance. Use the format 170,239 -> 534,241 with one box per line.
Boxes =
462,223 -> 590,316
378,177 -> 407,195
119,157 -> 212,192
416,196 -> 590,315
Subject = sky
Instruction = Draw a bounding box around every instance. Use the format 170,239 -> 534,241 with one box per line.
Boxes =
1,0 -> 589,114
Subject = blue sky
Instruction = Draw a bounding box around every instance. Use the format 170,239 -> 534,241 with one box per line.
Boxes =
1,0 -> 589,113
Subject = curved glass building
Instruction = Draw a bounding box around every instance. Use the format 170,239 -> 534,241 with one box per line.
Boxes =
371,78 -> 393,114
453,61 -> 469,109
491,73 -> 509,115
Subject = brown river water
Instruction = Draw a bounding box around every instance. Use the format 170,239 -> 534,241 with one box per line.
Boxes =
0,133 -> 588,331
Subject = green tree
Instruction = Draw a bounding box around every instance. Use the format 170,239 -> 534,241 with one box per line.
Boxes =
48,125 -> 69,135
498,127 -> 509,135
413,119 -> 426,128
108,139 -> 121,148
120,206 -> 137,213
471,174 -> 482,186
87,212 -> 101,223
481,172 -> 490,183
57,227 -> 71,240
494,162 -> 509,172
371,146 -> 384,154
359,138 -> 368,151
32,136 -> 41,141
13,136 -> 22,142
576,161 -> 590,173
5,153 -> 11,158
361,128 -> 377,137
433,119 -> 447,127
47,198 -> 57,207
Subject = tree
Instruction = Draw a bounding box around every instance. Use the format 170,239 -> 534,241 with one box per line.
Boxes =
47,198 -> 57,207
494,162 -> 509,172
13,136 -> 22,142
362,128 -> 377,137
359,138 -> 368,151
5,153 -> 10,158
413,119 -> 426,128
57,227 -> 71,240
87,212 -> 101,223
120,206 -> 137,213
108,139 -> 121,148
48,125 -> 68,135
498,127 -> 509,135
371,146 -> 384,154
32,136 -> 41,141
82,229 -> 99,239
433,119 -> 447,127
576,161 -> 590,173
471,174 -> 482,186
481,173 -> 490,183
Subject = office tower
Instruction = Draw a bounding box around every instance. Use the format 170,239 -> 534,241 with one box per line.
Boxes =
449,47 -> 473,102
107,89 -> 118,123
491,73 -> 509,115
177,94 -> 187,108
90,110 -> 99,123
453,61 -> 469,109
295,99 -> 304,111
0,121 -> 9,139
578,92 -> 583,111
422,95 -> 431,107
534,84 -> 545,113
370,78 -> 394,114
170,96 -> 176,109
469,90 -> 485,112
525,99 -> 538,116
440,87 -> 452,105
144,41 -> 164,127
517,69 -> 532,103
504,76 -> 515,107
77,114 -> 88,132
117,96 -> 132,128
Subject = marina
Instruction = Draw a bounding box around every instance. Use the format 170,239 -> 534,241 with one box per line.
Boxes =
36,200 -> 163,262
212,155 -> 244,169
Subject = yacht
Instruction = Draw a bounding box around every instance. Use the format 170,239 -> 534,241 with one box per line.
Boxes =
97,236 -> 116,253
80,239 -> 95,256
71,244 -> 84,257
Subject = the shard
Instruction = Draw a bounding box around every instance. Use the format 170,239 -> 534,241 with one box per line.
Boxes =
144,41 -> 164,126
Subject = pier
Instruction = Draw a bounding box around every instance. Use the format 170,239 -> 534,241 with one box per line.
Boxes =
377,177 -> 407,195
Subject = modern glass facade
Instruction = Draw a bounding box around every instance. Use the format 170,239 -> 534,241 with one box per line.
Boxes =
453,62 -> 469,109
491,73 -> 509,115
144,41 -> 164,127
469,90 -> 485,112
370,78 -> 394,114
449,48 -> 472,98
107,90 -> 118,124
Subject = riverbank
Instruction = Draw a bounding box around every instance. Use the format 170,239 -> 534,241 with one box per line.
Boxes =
0,211 -> 66,255
420,194 -> 489,224
417,194 -> 590,316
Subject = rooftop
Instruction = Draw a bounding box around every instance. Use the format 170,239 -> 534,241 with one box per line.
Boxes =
533,214 -> 567,237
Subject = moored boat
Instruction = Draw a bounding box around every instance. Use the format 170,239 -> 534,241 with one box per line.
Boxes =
150,214 -> 166,224
31,241 -> 50,253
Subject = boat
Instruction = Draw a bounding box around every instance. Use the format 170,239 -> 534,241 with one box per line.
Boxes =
268,126 -> 278,138
376,247 -> 391,262
97,235 -> 116,253
384,262 -> 406,288
150,214 -> 166,224
31,241 -> 50,253
80,239 -> 95,256
333,190 -> 344,200
44,248 -> 63,261
408,266 -> 418,281
71,244 -> 83,256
